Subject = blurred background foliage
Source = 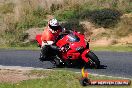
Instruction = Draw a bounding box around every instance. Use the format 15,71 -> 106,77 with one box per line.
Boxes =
0,0 -> 131,46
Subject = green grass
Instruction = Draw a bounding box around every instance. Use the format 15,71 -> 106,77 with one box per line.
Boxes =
91,45 -> 132,52
0,45 -> 39,50
0,70 -> 131,88
0,45 -> 132,52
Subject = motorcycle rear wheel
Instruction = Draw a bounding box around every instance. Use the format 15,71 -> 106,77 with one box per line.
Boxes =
86,51 -> 100,68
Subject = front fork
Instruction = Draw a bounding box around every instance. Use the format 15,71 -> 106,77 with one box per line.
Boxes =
81,49 -> 90,63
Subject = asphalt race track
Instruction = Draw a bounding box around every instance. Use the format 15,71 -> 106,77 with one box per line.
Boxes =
0,49 -> 132,78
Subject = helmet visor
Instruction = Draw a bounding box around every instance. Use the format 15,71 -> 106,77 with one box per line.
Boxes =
49,25 -> 60,31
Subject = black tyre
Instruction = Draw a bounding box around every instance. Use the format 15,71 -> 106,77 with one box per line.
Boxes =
86,51 -> 100,68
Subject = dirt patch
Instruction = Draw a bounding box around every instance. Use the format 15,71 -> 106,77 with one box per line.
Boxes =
25,17 -> 132,46
0,69 -> 40,83
81,21 -> 132,46
118,34 -> 132,45
25,28 -> 44,42
81,21 -> 114,46
90,37 -> 115,46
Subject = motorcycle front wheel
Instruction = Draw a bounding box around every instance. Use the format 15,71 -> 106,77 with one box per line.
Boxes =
86,51 -> 100,68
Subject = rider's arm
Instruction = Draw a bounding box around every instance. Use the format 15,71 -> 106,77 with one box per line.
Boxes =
41,28 -> 54,47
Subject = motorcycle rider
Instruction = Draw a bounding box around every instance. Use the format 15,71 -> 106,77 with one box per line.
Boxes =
39,18 -> 63,61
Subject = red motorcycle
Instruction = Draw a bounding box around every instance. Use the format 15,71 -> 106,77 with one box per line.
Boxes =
36,31 -> 100,68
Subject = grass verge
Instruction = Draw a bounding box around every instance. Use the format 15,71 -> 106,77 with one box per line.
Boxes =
0,45 -> 132,52
0,45 -> 39,50
0,70 -> 131,88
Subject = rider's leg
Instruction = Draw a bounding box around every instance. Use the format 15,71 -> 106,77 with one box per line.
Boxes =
39,40 -> 60,61
49,45 -> 60,56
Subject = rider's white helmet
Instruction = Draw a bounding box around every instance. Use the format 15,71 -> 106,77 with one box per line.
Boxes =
48,19 -> 60,31
49,19 -> 59,26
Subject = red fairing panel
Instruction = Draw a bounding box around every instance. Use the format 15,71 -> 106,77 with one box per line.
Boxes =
67,52 -> 81,60
81,49 -> 90,63
36,34 -> 42,46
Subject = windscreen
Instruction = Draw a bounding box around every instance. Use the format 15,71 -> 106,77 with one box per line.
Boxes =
68,33 -> 80,42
